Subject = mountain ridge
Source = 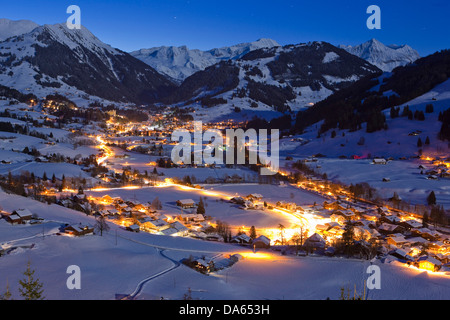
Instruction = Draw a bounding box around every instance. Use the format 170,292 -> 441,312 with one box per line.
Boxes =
339,38 -> 420,72
130,38 -> 281,82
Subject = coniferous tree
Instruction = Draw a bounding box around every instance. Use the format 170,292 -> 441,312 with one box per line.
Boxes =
421,211 -> 429,229
417,138 -> 423,148
18,261 -> 44,300
342,220 -> 355,257
249,226 -> 257,239
427,191 -> 437,206
197,197 -> 206,215
0,280 -> 12,300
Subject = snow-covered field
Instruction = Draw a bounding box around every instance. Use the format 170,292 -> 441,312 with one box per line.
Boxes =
86,184 -> 298,229
307,158 -> 450,209
1,186 -> 449,300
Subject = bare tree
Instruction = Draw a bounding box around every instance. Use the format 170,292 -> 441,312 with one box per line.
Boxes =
94,215 -> 110,236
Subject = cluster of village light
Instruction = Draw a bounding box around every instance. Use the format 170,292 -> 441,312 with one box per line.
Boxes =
59,117 -> 448,275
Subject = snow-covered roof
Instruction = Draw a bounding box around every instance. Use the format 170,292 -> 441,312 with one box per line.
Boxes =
418,255 -> 442,266
14,208 -> 33,217
253,235 -> 270,245
177,199 -> 195,205
306,233 -> 326,244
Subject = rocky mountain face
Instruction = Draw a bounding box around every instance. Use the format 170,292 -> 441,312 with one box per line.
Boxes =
130,38 -> 281,83
0,21 -> 176,104
163,41 -> 381,116
339,39 -> 420,72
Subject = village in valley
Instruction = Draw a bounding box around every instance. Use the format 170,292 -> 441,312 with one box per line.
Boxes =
0,4 -> 450,300
1,93 -> 450,299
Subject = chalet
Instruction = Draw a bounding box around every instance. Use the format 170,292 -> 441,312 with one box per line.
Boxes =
372,158 -> 388,165
139,218 -> 170,232
246,194 -> 263,201
167,221 -> 189,237
390,248 -> 413,261
252,235 -> 271,249
194,259 -> 211,273
1,212 -> 23,225
407,237 -> 429,247
386,234 -> 408,247
229,253 -> 243,263
378,223 -> 404,235
401,220 -> 423,230
106,208 -> 120,216
324,201 -> 346,211
177,213 -> 205,223
117,203 -> 130,211
230,234 -> 252,245
100,195 -> 113,204
176,199 -> 195,209
304,233 -> 326,250
428,241 -> 447,254
417,255 -> 442,272
380,215 -> 402,225
126,224 -> 140,232
361,212 -> 380,222
64,224 -> 94,236
412,228 -> 441,241
4,209 -> 34,224
334,209 -> 356,220
435,253 -> 450,264
330,214 -> 347,224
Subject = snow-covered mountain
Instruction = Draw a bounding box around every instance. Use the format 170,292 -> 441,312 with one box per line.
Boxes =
0,22 -> 176,105
339,39 -> 420,72
130,38 -> 281,83
0,19 -> 39,41
163,41 -> 381,121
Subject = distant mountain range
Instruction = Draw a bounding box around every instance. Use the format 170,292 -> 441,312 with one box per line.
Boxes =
130,38 -> 281,83
0,18 -> 427,113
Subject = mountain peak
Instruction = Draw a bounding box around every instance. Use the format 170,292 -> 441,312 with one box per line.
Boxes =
0,18 -> 39,41
340,39 -> 420,72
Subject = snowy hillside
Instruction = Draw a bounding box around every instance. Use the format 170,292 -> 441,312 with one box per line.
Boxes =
339,39 -> 420,72
0,22 -> 176,105
281,78 -> 450,208
130,38 -> 281,83
164,41 -> 380,122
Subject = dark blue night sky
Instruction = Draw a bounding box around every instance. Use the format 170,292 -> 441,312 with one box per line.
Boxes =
2,0 -> 449,56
